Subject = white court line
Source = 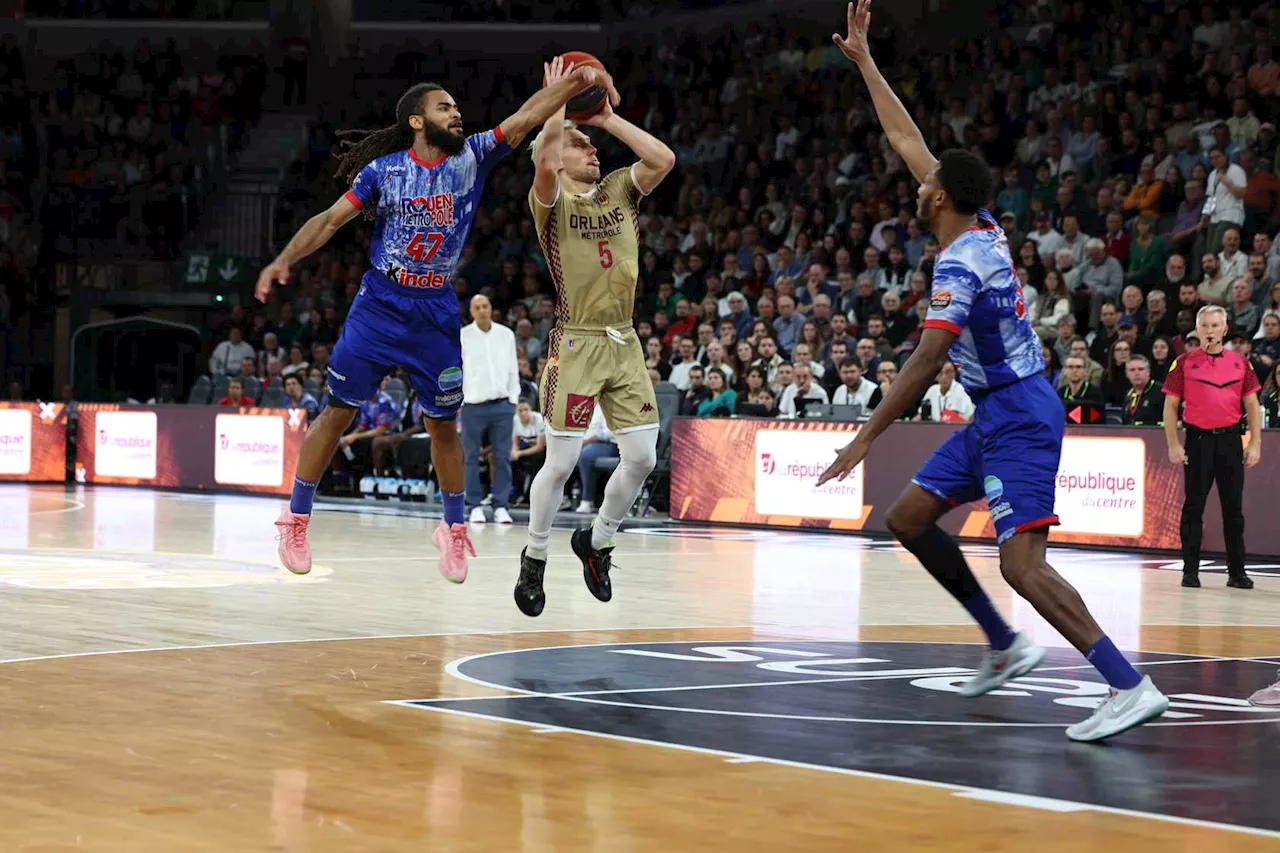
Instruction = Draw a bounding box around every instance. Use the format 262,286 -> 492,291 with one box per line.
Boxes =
407,654 -> 1237,707
955,790 -> 1091,812
0,625 -> 756,666
389,700 -> 1280,841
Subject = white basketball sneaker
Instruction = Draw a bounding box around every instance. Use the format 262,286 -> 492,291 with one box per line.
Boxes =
1065,675 -> 1169,742
959,633 -> 1046,698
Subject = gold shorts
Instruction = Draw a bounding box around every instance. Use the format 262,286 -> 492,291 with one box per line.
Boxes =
539,324 -> 659,435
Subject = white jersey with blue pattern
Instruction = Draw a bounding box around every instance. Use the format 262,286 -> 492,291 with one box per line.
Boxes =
921,210 -> 1045,395
344,128 -> 512,294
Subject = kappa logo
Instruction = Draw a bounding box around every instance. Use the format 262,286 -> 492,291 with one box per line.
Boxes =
640,402 -> 655,414
565,393 -> 596,430
930,290 -> 952,311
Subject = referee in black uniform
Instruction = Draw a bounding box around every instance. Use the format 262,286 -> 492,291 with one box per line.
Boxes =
1162,307 -> 1264,589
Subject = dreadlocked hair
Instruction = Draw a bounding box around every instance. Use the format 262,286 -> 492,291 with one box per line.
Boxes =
332,82 -> 444,206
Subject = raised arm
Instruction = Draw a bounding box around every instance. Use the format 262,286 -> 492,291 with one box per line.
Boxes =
532,58 -> 573,207
500,59 -> 619,149
833,0 -> 937,184
580,100 -> 676,195
255,194 -> 361,302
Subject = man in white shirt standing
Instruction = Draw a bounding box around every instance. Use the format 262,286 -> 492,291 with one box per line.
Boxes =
1201,144 -> 1248,255
460,294 -> 520,525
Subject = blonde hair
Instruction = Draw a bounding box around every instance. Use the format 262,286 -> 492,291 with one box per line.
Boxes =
528,119 -> 578,162
1195,304 -> 1228,325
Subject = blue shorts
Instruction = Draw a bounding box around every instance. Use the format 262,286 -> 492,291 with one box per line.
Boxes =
912,375 -> 1064,544
326,271 -> 463,419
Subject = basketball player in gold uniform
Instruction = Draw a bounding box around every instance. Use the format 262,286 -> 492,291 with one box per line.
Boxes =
514,57 -> 676,616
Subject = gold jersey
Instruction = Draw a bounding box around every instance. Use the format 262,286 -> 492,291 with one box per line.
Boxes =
529,165 -> 643,329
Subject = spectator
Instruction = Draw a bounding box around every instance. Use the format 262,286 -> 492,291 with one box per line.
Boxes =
335,386 -> 402,479
1121,355 -> 1163,426
1202,146 -> 1248,254
1145,290 -> 1177,340
778,362 -> 828,417
1076,238 -> 1125,327
1149,336 -> 1175,383
217,378 -> 249,407
1228,279 -> 1261,339
669,338 -> 701,390
510,398 -> 546,507
679,365 -> 710,415
1127,216 -> 1166,289
1104,338 -> 1135,405
283,374 -> 319,421
1059,355 -> 1104,406
574,406 -> 617,514
919,362 -> 974,423
209,328 -> 255,377
1031,269 -> 1072,339
1198,253 -> 1230,305
1219,227 -> 1249,285
697,368 -> 736,417
832,357 -> 879,409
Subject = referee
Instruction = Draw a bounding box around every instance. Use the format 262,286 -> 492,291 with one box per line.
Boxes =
1162,305 -> 1263,589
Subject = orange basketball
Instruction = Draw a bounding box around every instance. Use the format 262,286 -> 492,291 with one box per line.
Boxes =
559,50 -> 609,122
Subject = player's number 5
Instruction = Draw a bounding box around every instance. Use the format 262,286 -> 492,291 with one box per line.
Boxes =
598,240 -> 614,269
407,231 -> 445,263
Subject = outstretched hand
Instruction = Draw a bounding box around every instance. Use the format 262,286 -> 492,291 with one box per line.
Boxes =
817,436 -> 869,486
543,55 -> 575,88
255,259 -> 290,303
832,0 -> 873,66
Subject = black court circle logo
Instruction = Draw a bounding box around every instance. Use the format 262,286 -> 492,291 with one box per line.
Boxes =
438,641 -> 1280,729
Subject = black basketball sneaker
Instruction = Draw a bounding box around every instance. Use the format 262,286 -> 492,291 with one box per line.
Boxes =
570,527 -> 613,602
514,548 -> 547,617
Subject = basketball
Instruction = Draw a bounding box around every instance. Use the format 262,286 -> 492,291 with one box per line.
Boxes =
559,50 -> 609,122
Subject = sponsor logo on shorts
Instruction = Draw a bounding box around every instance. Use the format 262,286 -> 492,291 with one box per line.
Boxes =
435,392 -> 463,407
567,339 -> 576,350
327,366 -> 348,382
640,402 -> 655,414
930,290 -> 952,311
983,476 -> 1003,503
566,393 -> 596,430
438,367 -> 463,391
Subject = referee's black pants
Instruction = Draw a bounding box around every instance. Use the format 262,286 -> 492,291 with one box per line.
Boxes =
1180,426 -> 1246,576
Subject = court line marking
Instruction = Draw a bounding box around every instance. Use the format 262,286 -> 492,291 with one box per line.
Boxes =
28,497 -> 86,516
0,625 -> 757,666
390,700 -> 1280,841
409,640 -> 1280,728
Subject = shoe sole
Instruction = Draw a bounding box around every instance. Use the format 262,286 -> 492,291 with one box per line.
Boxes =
571,531 -> 612,603
277,545 -> 311,575
959,644 -> 1046,698
1066,694 -> 1171,742
514,585 -> 545,617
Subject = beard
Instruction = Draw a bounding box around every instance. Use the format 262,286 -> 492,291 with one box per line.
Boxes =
424,122 -> 465,156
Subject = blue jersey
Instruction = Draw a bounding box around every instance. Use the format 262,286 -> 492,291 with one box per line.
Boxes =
344,128 -> 512,292
922,210 -> 1044,395
357,391 -> 402,433
286,392 -> 320,421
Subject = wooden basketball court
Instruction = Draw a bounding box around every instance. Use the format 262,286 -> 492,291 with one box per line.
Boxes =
1,484 -> 1277,850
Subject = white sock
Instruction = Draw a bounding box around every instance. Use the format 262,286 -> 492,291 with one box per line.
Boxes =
591,427 -> 657,550
525,433 -> 583,560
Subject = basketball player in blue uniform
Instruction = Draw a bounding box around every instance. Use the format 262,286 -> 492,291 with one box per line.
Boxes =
256,63 -> 618,582
819,1 -> 1168,741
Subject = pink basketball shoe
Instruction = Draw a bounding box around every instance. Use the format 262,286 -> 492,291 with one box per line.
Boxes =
275,507 -> 312,575
433,520 -> 474,583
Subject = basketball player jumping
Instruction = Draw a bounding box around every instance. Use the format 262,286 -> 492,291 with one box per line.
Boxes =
513,56 -> 676,616
258,63 -> 618,583
818,0 -> 1169,741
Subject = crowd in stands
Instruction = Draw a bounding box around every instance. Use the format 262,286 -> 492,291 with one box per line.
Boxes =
241,1 -> 1278,448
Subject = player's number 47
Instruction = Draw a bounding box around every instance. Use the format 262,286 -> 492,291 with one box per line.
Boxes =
598,240 -> 614,269
407,232 -> 445,263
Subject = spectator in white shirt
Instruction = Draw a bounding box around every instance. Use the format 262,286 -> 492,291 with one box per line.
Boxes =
1201,145 -> 1248,254
920,362 -> 975,422
460,294 -> 520,525
1218,227 -> 1248,287
778,363 -> 829,416
209,327 -> 255,377
510,398 -> 546,506
831,358 -> 878,408
1027,210 -> 1066,263
668,337 -> 701,390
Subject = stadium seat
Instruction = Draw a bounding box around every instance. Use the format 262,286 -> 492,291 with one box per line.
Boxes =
384,378 -> 408,408
211,376 -> 230,403
260,387 -> 286,407
187,376 -> 212,405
